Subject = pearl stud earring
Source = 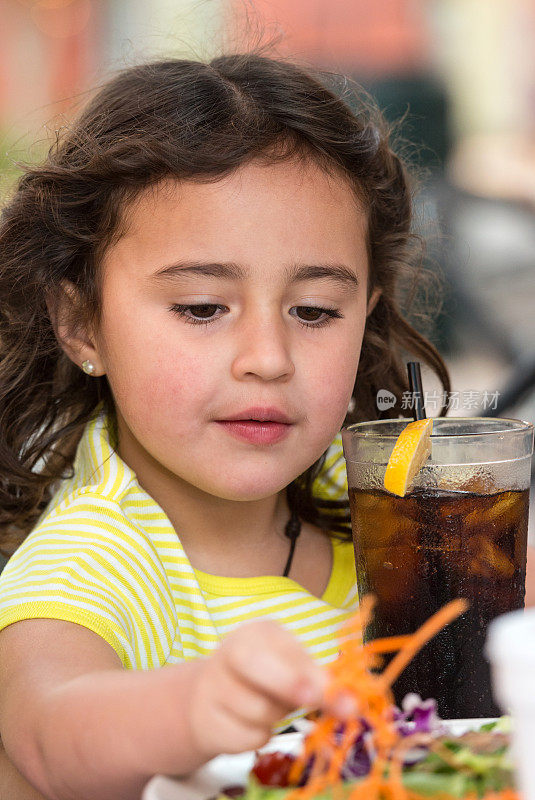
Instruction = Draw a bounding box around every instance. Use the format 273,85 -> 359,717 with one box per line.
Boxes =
81,360 -> 96,375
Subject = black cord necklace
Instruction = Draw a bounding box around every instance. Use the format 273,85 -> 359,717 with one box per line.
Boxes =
282,509 -> 302,577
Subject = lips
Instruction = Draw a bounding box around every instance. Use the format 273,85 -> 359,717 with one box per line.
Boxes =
215,407 -> 293,445
218,407 -> 292,424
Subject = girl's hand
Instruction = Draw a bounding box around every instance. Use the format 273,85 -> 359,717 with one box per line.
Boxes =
187,619 -> 329,761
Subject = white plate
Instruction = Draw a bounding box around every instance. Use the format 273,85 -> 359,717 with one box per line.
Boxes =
142,718 -> 497,800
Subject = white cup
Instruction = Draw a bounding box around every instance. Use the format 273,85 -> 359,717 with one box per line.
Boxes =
486,608 -> 535,800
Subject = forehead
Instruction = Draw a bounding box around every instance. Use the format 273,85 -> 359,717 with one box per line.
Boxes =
103,158 -> 369,283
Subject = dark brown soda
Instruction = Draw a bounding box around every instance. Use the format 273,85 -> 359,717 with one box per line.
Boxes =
349,487 -> 529,718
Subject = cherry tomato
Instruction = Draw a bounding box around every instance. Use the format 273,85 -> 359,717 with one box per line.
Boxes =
251,751 -> 296,786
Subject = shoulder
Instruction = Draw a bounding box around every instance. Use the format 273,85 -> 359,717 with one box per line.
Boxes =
2,487 -> 165,586
0,488 -> 177,669
27,487 -> 147,543
327,538 -> 358,609
29,405 -> 164,555
312,433 -> 348,501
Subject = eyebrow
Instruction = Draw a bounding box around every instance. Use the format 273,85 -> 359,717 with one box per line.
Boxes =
149,260 -> 360,291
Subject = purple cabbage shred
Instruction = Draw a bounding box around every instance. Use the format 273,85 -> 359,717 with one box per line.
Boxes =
330,693 -> 443,780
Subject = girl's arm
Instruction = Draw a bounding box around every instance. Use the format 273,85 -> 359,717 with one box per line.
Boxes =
0,741 -> 49,800
0,617 -> 184,800
0,617 -> 329,800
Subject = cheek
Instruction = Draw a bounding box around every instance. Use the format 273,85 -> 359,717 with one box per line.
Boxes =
100,316 -> 216,427
120,356 -> 214,419
313,355 -> 358,420
307,321 -> 366,410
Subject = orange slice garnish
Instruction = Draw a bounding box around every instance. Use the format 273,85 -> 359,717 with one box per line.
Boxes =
383,418 -> 433,497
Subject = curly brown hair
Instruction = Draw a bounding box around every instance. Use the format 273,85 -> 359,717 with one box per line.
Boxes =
0,51 -> 450,555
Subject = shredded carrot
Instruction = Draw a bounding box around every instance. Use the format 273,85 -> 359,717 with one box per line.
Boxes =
364,635 -> 414,655
283,595 -> 519,800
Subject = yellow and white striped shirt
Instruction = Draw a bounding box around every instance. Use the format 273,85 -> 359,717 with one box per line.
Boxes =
0,405 -> 356,728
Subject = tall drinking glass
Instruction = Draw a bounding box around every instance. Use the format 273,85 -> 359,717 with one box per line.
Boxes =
342,418 -> 533,719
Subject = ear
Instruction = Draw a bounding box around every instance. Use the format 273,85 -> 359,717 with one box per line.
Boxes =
366,286 -> 382,317
46,281 -> 105,376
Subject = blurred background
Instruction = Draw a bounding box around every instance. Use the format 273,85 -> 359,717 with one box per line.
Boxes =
1,0 -> 535,425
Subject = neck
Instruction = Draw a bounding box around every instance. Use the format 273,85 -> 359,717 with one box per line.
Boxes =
160,481 -> 292,576
116,419 -> 292,577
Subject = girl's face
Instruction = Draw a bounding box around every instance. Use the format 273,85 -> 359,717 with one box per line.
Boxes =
94,159 -> 375,500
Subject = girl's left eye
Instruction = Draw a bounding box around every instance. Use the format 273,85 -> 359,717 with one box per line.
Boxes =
168,304 -> 343,328
291,306 -> 343,327
168,304 -> 226,325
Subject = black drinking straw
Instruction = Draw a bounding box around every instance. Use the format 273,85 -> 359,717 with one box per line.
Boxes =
407,361 -> 427,420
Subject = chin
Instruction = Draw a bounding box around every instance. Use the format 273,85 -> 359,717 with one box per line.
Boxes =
206,476 -> 294,502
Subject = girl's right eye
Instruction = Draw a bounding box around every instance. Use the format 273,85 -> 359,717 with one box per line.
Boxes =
168,304 -> 225,325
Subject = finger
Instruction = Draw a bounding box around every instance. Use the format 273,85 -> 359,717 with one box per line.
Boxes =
198,695 -> 273,756
322,691 -> 360,720
216,659 -> 291,726
221,620 -> 327,708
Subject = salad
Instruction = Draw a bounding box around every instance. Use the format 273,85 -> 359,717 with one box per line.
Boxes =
220,598 -> 519,800
238,710 -> 514,799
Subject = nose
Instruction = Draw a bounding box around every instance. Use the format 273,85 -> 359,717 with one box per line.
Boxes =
231,307 -> 295,382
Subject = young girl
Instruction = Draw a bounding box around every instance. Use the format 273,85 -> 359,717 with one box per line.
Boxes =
0,52 -> 450,799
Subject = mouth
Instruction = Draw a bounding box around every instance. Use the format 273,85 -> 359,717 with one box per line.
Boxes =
217,407 -> 293,425
215,408 -> 294,445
